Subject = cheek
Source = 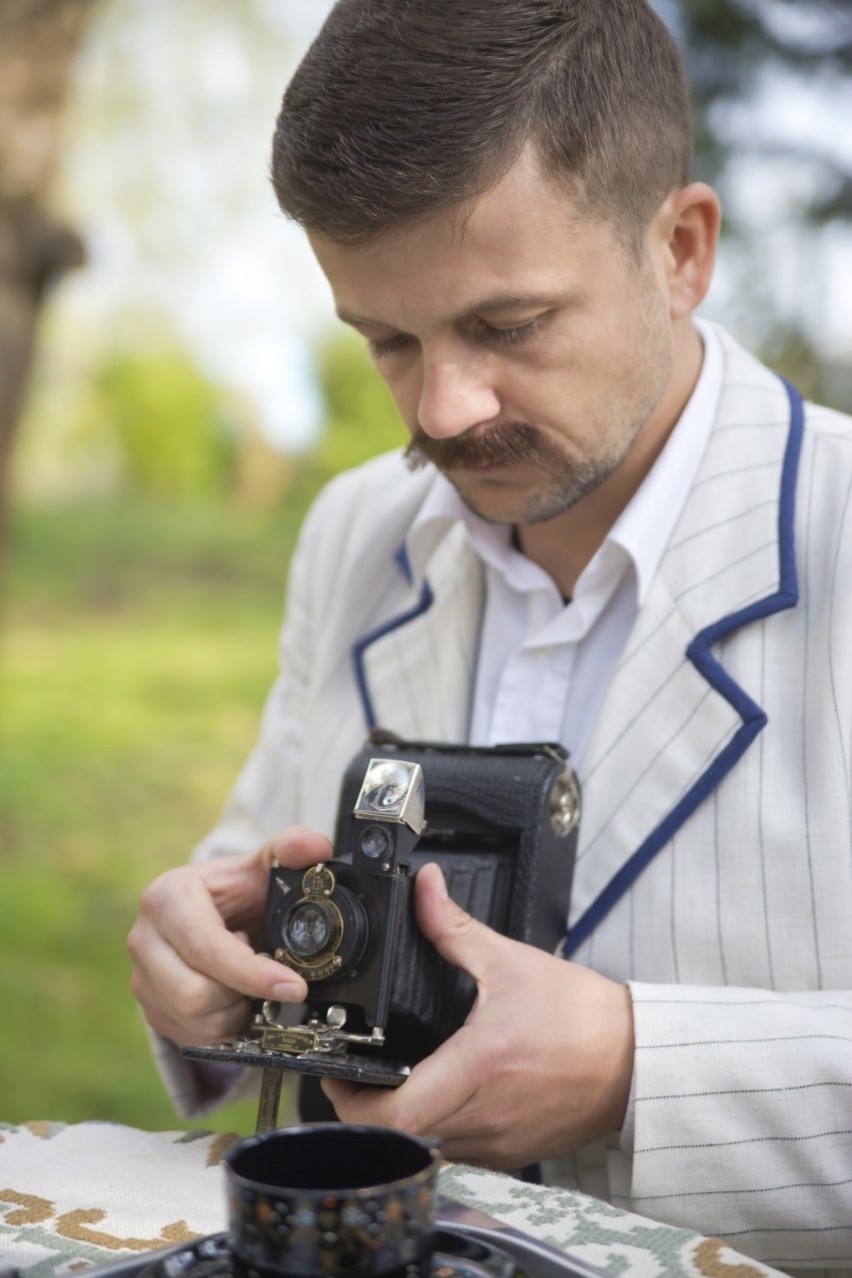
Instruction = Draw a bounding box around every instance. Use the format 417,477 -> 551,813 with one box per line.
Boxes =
529,333 -> 607,410
529,315 -> 614,397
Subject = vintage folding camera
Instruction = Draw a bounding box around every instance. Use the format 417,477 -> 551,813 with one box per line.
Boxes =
183,731 -> 580,1127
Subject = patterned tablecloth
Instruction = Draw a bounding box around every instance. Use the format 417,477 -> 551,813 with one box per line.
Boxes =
0,1122 -> 784,1278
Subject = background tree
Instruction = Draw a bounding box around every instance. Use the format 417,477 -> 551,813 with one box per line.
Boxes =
659,0 -> 852,406
0,0 -> 95,574
675,0 -> 852,208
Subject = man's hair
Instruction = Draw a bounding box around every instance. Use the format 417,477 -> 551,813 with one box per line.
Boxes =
271,0 -> 693,246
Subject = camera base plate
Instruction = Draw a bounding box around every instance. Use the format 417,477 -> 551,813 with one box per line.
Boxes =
182,1043 -> 410,1087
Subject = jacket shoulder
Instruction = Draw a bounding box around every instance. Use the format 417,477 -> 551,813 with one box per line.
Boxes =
291,451 -> 437,617
805,400 -> 852,448
301,449 -> 435,554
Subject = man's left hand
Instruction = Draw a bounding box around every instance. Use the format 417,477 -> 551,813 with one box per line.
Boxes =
322,863 -> 635,1169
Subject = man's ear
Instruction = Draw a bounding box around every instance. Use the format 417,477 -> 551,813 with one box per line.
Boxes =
655,182 -> 721,320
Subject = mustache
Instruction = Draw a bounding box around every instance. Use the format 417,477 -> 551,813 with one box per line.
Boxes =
403,421 -> 552,472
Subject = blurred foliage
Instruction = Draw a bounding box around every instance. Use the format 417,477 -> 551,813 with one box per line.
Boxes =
15,329 -> 297,508
90,346 -> 238,501
0,498 -> 307,1131
292,331 -> 406,491
679,1 -> 852,90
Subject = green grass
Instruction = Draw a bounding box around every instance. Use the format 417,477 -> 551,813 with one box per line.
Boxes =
0,497 -> 310,1135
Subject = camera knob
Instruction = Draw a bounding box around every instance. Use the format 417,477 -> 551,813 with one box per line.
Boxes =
549,769 -> 581,836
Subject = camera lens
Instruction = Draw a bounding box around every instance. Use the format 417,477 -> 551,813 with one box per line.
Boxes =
271,866 -> 370,981
281,900 -> 335,958
359,824 -> 391,859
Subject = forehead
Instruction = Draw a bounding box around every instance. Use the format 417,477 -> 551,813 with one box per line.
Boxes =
308,149 -> 626,328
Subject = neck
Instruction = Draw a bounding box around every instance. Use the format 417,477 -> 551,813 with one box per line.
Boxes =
516,320 -> 704,598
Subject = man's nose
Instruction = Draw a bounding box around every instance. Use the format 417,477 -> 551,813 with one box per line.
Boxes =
416,354 -> 501,439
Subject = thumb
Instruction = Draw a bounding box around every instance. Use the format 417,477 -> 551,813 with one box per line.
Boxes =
414,862 -> 502,984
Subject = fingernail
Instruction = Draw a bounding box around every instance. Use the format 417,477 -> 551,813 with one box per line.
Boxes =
272,982 -> 303,1000
433,864 -> 449,900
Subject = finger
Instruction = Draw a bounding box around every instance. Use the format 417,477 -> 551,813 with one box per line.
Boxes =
184,835 -> 333,931
321,1072 -> 516,1168
129,919 -> 254,1020
132,964 -> 252,1047
321,1078 -> 399,1124
414,863 -> 500,985
134,876 -> 307,1003
322,1031 -> 478,1137
142,999 -> 250,1050
260,827 -> 334,871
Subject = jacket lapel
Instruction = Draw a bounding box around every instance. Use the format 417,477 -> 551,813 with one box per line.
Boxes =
565,333 -> 804,951
354,521 -> 485,743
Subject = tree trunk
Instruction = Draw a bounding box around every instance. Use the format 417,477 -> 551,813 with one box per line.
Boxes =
0,0 -> 94,572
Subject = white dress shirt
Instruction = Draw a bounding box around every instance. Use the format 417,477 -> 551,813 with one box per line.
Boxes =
404,318 -> 723,770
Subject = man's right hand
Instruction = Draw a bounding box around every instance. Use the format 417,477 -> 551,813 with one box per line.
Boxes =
127,828 -> 333,1049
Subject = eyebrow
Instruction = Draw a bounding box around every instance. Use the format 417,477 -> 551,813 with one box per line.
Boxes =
336,290 -> 568,330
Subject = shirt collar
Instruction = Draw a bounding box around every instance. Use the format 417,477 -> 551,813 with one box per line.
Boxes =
403,316 -> 724,601
403,474 -> 515,589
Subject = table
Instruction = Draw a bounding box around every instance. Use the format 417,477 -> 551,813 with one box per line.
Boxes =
0,1121 -> 783,1277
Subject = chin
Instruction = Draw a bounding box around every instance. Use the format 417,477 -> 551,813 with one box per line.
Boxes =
458,479 -> 597,527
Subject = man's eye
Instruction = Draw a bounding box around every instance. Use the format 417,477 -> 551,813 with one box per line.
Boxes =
366,315 -> 545,359
483,317 -> 544,347
367,333 -> 414,359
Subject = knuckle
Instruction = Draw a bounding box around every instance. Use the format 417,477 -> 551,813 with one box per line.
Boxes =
450,907 -> 475,936
126,921 -> 143,960
397,1104 -> 426,1135
180,922 -> 222,972
483,1131 -> 515,1168
478,1106 -> 507,1142
140,1007 -> 173,1040
201,1004 -> 249,1044
171,973 -> 218,1021
139,867 -> 186,914
128,967 -> 146,1001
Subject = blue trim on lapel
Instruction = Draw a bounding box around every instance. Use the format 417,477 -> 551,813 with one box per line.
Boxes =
563,378 -> 805,957
351,551 -> 434,729
394,542 -> 414,585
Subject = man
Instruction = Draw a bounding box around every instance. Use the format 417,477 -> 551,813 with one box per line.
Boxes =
127,1 -> 852,1272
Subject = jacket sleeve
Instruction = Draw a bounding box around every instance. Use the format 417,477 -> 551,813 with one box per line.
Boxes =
627,980 -> 852,1269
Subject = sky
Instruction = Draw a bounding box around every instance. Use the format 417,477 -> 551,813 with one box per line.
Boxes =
47,0 -> 852,458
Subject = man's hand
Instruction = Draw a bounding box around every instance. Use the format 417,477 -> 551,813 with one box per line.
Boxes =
322,863 -> 635,1169
127,829 -> 332,1049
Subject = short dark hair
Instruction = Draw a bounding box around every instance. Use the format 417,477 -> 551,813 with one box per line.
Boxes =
271,0 -> 693,246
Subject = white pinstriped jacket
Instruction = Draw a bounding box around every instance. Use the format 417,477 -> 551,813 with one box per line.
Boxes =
180,324 -> 852,1273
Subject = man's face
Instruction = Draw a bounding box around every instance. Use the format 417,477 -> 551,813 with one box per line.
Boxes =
309,148 -> 678,527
